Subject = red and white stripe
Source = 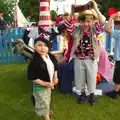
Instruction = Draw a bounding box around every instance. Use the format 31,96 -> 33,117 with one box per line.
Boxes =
95,21 -> 104,36
39,0 -> 52,29
64,19 -> 75,35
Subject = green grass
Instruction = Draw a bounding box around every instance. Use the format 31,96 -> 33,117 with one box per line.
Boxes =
0,64 -> 120,120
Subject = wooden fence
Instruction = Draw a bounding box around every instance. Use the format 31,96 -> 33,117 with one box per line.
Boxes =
0,28 -> 26,64
0,25 -> 113,64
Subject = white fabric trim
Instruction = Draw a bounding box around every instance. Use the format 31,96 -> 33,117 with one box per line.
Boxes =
72,87 -> 103,96
28,38 -> 34,49
42,55 -> 54,83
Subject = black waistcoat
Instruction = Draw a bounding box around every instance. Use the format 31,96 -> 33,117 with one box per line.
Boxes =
27,52 -> 58,82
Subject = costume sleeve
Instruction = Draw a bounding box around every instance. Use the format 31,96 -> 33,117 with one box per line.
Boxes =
64,19 -> 75,35
27,62 -> 38,80
111,30 -> 120,39
95,21 -> 104,36
64,39 -> 73,61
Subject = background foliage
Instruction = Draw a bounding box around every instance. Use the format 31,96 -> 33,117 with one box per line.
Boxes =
0,0 -> 15,24
1,0 -> 120,23
19,0 -> 39,22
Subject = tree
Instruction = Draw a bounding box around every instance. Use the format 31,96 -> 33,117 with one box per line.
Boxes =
96,0 -> 120,19
19,0 -> 39,22
0,0 -> 16,24
18,0 -> 120,22
50,10 -> 57,21
19,0 -> 56,22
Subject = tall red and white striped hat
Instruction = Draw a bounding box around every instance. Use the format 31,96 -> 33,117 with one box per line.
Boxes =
39,0 -> 52,29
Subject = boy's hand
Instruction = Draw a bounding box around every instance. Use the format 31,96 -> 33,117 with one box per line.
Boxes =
92,0 -> 98,10
53,78 -> 59,85
110,14 -> 117,20
46,82 -> 54,88
71,4 -> 75,14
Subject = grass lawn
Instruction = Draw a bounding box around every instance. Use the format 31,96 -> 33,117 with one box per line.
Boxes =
0,64 -> 120,120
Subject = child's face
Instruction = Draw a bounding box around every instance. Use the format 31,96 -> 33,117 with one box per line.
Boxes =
63,15 -> 68,20
79,15 -> 93,30
34,41 -> 49,56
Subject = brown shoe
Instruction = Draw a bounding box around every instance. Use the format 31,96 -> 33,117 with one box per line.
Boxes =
49,111 -> 54,116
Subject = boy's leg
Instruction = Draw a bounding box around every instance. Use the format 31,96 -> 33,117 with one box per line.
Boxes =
106,84 -> 120,99
107,84 -> 120,99
33,89 -> 51,117
85,59 -> 98,105
74,58 -> 86,103
107,61 -> 120,99
113,61 -> 120,91
43,115 -> 50,120
114,84 -> 120,91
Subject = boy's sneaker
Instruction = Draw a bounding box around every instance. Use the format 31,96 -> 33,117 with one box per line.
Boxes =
89,93 -> 96,106
106,90 -> 118,99
77,92 -> 86,104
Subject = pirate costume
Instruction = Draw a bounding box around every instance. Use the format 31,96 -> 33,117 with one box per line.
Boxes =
64,1 -> 104,105
27,36 -> 58,116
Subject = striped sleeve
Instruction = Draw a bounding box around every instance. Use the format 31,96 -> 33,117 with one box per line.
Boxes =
95,21 -> 104,36
64,19 -> 75,35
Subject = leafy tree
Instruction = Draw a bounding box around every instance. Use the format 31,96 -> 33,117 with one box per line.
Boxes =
19,0 -> 39,22
19,0 -> 54,22
50,10 -> 57,21
18,0 -> 120,22
96,0 -> 120,19
0,0 -> 15,24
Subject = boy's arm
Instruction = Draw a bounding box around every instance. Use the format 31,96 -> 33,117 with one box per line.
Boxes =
92,0 -> 106,24
58,56 -> 67,64
27,63 -> 54,88
63,6 -> 75,35
33,79 -> 54,88
67,5 -> 75,22
53,71 -> 59,85
53,71 -> 58,79
33,79 -> 48,86
105,14 -> 117,34
64,18 -> 75,35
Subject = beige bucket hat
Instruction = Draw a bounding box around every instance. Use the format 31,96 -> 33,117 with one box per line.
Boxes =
79,9 -> 98,20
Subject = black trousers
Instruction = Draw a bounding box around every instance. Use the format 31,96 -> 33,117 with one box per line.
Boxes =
58,59 -> 74,93
113,61 -> 120,84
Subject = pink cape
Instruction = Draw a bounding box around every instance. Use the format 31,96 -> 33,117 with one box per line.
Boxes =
98,47 -> 113,82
